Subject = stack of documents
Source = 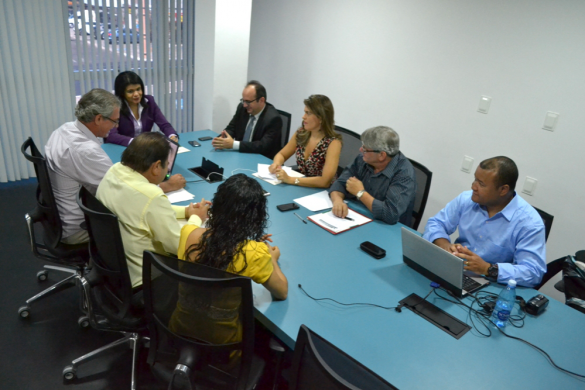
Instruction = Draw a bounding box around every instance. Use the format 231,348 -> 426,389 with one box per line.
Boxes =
253,164 -> 304,185
308,209 -> 372,234
165,188 -> 195,204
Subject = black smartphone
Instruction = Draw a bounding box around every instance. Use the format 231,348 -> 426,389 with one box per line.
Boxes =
360,241 -> 386,259
198,136 -> 213,141
188,140 -> 201,147
277,203 -> 299,212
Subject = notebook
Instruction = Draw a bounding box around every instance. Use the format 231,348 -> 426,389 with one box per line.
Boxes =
164,138 -> 180,181
401,228 -> 489,297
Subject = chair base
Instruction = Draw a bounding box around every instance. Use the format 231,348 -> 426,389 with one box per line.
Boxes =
63,331 -> 142,390
18,265 -> 86,319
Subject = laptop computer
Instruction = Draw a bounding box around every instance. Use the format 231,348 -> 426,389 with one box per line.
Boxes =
401,227 -> 489,297
164,138 -> 179,181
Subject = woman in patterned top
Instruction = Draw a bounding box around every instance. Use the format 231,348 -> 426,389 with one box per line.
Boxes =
269,95 -> 342,188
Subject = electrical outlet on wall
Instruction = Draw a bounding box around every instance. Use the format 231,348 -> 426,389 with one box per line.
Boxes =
522,177 -> 538,196
461,156 -> 474,173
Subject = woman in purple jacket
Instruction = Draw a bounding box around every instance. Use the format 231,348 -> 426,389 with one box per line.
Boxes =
105,71 -> 178,146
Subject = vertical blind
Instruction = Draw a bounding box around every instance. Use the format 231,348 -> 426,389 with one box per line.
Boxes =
69,0 -> 195,134
0,0 -> 74,182
0,0 -> 195,183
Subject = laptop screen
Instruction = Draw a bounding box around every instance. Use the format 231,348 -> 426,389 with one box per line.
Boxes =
401,228 -> 488,297
165,138 -> 179,180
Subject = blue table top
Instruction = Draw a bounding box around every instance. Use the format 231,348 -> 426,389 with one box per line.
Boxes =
102,130 -> 585,390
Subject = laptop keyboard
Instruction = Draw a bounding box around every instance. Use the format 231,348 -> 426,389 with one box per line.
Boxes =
462,275 -> 482,292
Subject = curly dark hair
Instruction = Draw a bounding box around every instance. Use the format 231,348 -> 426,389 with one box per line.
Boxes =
185,174 -> 268,273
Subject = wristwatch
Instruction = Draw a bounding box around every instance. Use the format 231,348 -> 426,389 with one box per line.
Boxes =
294,178 -> 300,185
356,190 -> 365,200
487,264 -> 499,279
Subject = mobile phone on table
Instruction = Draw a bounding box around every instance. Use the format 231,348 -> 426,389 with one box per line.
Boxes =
188,140 -> 201,147
360,241 -> 386,259
277,203 -> 299,212
198,136 -> 213,141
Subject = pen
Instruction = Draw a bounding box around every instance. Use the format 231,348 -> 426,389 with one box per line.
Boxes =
294,212 -> 307,224
344,217 -> 354,221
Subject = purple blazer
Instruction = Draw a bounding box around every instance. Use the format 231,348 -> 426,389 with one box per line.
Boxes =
105,95 -> 177,146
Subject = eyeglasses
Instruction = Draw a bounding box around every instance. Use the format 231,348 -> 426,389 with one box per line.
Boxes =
240,98 -> 259,106
103,115 -> 119,126
360,144 -> 382,154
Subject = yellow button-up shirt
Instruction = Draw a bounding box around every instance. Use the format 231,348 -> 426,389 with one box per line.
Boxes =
97,162 -> 200,287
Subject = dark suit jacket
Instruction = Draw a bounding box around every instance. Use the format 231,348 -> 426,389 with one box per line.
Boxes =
105,95 -> 177,146
225,102 -> 282,159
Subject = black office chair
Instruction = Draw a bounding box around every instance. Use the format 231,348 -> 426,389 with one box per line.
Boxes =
289,325 -> 397,390
143,250 -> 266,390
532,207 -> 556,291
277,109 -> 292,149
407,158 -> 433,231
62,187 -> 146,388
19,137 -> 90,320
533,206 -> 553,242
334,125 -> 361,176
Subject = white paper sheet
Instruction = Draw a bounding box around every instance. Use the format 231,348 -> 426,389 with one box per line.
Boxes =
254,164 -> 305,185
177,146 -> 190,154
165,188 -> 195,203
293,190 -> 333,211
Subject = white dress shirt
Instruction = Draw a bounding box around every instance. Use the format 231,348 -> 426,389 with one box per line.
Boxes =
45,120 -> 113,240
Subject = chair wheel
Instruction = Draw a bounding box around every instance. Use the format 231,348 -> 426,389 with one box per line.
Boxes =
78,316 -> 90,329
37,270 -> 49,282
18,306 -> 30,319
63,365 -> 76,381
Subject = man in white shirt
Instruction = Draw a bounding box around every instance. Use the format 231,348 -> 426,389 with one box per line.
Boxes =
45,89 -> 185,244
97,132 -> 209,287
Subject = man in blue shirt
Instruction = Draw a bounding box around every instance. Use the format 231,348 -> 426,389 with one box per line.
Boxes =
329,126 -> 416,226
423,156 -> 546,287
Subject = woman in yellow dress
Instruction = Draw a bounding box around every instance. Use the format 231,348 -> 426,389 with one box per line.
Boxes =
169,174 -> 288,346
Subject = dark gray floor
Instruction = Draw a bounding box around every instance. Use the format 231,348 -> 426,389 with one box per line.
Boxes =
0,179 -> 285,389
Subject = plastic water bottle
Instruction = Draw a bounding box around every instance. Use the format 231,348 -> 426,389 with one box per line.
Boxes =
490,279 -> 517,328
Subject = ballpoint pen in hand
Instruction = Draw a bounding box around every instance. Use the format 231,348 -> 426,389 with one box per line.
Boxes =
294,212 -> 307,224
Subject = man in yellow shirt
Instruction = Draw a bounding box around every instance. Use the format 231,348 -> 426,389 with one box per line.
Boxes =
97,132 -> 209,287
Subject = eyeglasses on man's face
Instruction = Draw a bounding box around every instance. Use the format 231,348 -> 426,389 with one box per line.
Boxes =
103,115 -> 119,126
360,144 -> 382,154
240,98 -> 259,106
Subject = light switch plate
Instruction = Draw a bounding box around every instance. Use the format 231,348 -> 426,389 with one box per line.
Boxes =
478,96 -> 491,114
543,112 -> 559,132
461,156 -> 474,173
522,176 -> 538,196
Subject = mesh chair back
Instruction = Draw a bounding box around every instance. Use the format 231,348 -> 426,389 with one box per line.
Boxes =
335,126 -> 361,172
407,158 -> 433,231
533,206 -> 553,242
290,325 -> 397,390
77,187 -> 135,319
21,137 -> 64,248
277,109 -> 292,149
143,251 -> 255,390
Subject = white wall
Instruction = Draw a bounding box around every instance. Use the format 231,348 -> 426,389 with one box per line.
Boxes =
248,0 -> 585,295
212,0 -> 253,133
193,0 -> 216,132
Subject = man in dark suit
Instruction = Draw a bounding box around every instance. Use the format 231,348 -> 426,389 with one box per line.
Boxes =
212,80 -> 282,159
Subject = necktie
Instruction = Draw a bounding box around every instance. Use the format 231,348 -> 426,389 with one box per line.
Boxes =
243,116 -> 256,142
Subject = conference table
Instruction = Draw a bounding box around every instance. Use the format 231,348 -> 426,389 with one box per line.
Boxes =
103,130 -> 585,389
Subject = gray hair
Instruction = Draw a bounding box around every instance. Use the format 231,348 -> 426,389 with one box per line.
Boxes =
361,126 -> 400,157
75,89 -> 121,123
